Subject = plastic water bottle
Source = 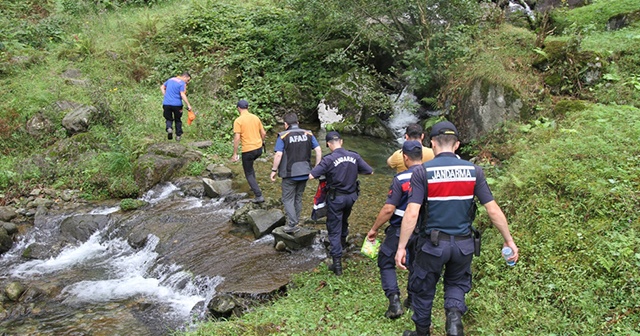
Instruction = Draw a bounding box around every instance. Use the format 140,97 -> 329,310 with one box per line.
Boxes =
502,247 -> 516,266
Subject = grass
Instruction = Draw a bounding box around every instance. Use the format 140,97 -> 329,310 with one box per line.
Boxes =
1,0 -> 640,334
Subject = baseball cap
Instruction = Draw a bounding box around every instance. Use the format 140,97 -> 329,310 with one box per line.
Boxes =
402,140 -> 422,153
430,121 -> 459,138
325,131 -> 341,147
237,99 -> 249,109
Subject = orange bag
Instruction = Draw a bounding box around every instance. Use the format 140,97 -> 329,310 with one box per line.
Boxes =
187,110 -> 196,125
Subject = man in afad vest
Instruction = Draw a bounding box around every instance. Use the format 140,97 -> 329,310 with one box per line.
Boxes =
396,121 -> 519,336
270,113 -> 322,234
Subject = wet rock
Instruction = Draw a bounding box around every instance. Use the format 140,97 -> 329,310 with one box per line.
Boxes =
20,287 -> 46,303
120,198 -> 148,211
2,221 -> 18,235
59,214 -> 111,243
272,226 -> 317,250
0,206 -> 17,222
206,165 -> 233,180
5,282 -> 25,302
274,240 -> 287,251
127,231 -> 149,249
231,198 -> 281,225
207,293 -> 242,319
247,209 -> 285,239
133,143 -> 202,192
202,178 -> 232,198
0,228 -> 13,253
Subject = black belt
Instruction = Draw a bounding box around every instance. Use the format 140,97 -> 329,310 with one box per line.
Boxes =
438,232 -> 472,241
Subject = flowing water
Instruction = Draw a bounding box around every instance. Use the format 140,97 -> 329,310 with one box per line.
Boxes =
0,126 -> 403,335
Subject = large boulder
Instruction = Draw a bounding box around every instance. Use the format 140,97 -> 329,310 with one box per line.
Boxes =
133,143 -> 203,192
202,178 -> 233,198
247,209 -> 285,239
272,226 -> 317,250
59,214 -> 111,243
454,79 -> 527,143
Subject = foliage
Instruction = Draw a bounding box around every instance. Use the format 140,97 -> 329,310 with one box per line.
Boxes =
550,0 -> 640,33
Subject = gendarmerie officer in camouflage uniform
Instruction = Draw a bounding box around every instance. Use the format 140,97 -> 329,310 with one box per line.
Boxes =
396,121 -> 519,336
309,131 -> 373,275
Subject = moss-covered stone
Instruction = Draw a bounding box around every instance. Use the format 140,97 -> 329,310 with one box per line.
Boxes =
120,198 -> 148,211
552,99 -> 588,117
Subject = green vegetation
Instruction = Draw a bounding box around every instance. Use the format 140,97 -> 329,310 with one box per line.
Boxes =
1,0 -> 639,334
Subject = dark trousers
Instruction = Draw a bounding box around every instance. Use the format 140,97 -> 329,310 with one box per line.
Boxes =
409,236 -> 474,330
281,178 -> 307,228
163,105 -> 183,136
326,192 -> 357,258
241,147 -> 263,197
378,225 -> 412,298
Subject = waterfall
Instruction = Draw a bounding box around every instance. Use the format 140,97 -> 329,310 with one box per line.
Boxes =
387,87 -> 420,144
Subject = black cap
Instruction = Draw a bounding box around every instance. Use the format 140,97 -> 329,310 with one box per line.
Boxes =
237,99 -> 249,109
402,140 -> 422,153
430,121 -> 459,138
325,131 -> 341,147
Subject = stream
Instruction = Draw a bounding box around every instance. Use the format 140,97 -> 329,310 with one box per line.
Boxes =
0,109 -> 419,335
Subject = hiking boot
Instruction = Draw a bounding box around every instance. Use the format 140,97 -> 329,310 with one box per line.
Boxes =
176,135 -> 181,142
445,308 -> 464,336
250,196 -> 265,203
403,294 -> 412,310
283,226 -> 300,234
167,128 -> 173,140
328,257 -> 342,276
403,328 -> 430,336
384,293 -> 404,319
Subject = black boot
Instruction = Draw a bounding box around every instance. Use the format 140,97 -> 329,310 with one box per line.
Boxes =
384,293 -> 404,319
403,293 -> 412,310
328,257 -> 342,276
445,308 -> 464,336
402,327 -> 430,336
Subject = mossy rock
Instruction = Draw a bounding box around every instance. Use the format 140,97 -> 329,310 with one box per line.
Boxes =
120,198 -> 148,211
552,100 -> 588,117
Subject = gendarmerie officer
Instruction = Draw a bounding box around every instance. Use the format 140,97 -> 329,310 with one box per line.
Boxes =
270,113 -> 322,234
309,131 -> 373,275
367,140 -> 425,319
396,121 -> 519,336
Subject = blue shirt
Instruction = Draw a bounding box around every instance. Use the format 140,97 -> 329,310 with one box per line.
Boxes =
162,77 -> 186,106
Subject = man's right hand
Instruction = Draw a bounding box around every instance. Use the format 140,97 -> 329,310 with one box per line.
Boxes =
231,154 -> 239,162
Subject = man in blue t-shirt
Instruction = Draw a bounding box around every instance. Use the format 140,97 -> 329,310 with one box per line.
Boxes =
270,113 -> 322,234
160,72 -> 192,141
367,140 -> 425,320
